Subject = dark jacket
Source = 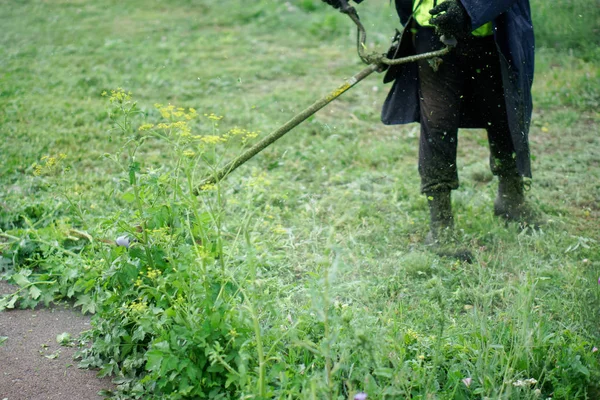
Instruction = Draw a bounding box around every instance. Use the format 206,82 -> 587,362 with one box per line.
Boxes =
381,0 -> 535,177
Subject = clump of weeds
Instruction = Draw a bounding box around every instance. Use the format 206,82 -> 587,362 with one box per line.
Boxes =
1,0 -> 599,398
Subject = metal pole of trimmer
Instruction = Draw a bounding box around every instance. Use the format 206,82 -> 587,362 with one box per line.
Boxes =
193,63 -> 380,194
194,2 -> 453,194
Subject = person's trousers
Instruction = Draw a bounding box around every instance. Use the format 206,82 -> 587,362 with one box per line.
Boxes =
415,28 -> 519,194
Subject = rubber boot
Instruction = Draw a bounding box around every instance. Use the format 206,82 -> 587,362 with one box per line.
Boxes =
494,176 -> 542,227
425,191 -> 473,263
425,190 -> 454,245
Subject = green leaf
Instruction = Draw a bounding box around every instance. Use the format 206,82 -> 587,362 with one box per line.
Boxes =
98,361 -> 117,378
122,192 -> 136,203
74,295 -> 96,314
132,326 -> 147,342
186,364 -> 199,381
45,350 -> 60,359
153,340 -> 170,351
11,273 -> 30,287
210,312 -> 221,329
56,332 -> 72,346
29,285 -> 42,300
574,362 -> 590,377
373,367 -> 394,378
0,295 -> 18,310
177,377 -> 193,395
0,256 -> 12,268
0,336 -> 8,346
162,355 -> 180,376
146,350 -> 164,372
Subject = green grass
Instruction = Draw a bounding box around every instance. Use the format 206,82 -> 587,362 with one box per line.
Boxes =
1,1 -> 599,399
532,0 -> 600,59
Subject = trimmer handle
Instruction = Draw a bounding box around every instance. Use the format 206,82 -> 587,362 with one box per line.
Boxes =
338,0 -> 360,20
337,0 -> 369,64
337,0 -> 455,67
338,0 -> 354,13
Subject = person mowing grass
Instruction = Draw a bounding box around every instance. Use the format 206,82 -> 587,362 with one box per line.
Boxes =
322,0 -> 541,255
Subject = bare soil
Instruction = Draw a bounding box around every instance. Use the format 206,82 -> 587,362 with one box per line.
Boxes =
0,281 -> 115,400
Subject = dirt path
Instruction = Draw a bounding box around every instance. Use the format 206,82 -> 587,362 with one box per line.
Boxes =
0,282 -> 115,400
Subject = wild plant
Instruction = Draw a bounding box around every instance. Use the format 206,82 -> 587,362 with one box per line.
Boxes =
2,87 -> 599,399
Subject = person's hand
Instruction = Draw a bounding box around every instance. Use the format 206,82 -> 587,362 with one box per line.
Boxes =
321,0 -> 343,8
321,0 -> 363,10
428,0 -> 470,38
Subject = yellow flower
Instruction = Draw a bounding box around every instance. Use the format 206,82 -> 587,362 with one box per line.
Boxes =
186,108 -> 198,120
45,157 -> 57,167
172,121 -> 192,137
195,245 -> 211,260
138,124 -> 155,131
243,131 -> 259,141
272,225 -> 288,234
146,268 -> 162,280
406,329 -> 419,342
183,150 -> 196,158
129,300 -> 148,313
204,112 -> 223,121
108,88 -> 131,103
158,104 -> 176,119
200,135 -> 224,144
228,127 -> 247,136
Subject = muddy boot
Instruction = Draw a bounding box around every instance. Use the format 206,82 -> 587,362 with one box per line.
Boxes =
425,191 -> 473,263
425,190 -> 454,245
494,176 -> 542,227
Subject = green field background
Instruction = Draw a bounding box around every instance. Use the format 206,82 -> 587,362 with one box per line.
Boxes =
1,1 -> 599,399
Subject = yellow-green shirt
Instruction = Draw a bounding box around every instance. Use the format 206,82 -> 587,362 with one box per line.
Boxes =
413,0 -> 493,37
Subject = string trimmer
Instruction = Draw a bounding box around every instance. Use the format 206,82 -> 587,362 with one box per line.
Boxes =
194,0 -> 454,194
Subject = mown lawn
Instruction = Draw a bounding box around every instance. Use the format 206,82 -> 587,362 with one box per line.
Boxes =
1,1 -> 599,399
